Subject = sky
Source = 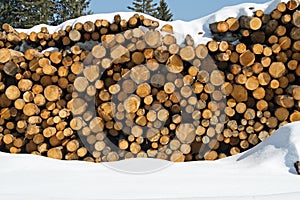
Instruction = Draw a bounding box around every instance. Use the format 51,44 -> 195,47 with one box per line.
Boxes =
90,0 -> 271,21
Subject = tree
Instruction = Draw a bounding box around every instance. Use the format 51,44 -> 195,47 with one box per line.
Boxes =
127,0 -> 157,16
154,0 -> 173,21
0,0 -> 92,28
0,0 -> 25,28
55,0 -> 92,24
15,0 -> 57,28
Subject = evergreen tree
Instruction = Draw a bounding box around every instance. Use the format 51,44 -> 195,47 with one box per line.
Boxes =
55,0 -> 92,24
154,0 -> 173,21
14,0 -> 57,28
0,0 -> 91,28
0,0 -> 24,27
127,0 -> 157,16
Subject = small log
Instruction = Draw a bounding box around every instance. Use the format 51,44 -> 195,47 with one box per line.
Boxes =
166,54 -> 184,73
291,27 -> 300,40
231,84 -> 248,102
144,30 -> 161,48
269,62 -> 286,78
124,95 -> 141,114
44,85 -> 62,101
240,16 -> 262,30
92,45 -> 106,59
176,123 -> 196,144
66,140 -> 80,152
180,46 -> 195,61
83,21 -> 95,33
204,150 -> 218,160
5,85 -> 20,100
170,151 -> 185,162
207,40 -> 219,52
69,30 -> 81,42
161,24 -> 173,34
47,147 -> 63,160
275,95 -> 294,108
287,0 -> 299,10
0,48 -> 11,63
195,44 -> 208,59
226,17 -> 240,31
277,2 -> 287,12
245,76 -> 259,91
239,50 -> 255,67
209,21 -> 229,33
295,161 -> 300,175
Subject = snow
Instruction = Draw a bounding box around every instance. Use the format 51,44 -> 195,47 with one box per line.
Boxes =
1,121 -> 300,199
3,0 -> 300,199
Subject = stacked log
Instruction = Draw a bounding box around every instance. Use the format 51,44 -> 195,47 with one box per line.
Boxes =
0,14 -> 159,53
0,0 -> 300,162
295,161 -> 300,175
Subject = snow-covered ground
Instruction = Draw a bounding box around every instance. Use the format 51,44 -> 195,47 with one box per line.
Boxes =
3,0 -> 300,199
1,121 -> 300,199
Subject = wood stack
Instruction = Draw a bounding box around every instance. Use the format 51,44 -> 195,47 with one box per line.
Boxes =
0,0 -> 300,162
0,14 -> 159,52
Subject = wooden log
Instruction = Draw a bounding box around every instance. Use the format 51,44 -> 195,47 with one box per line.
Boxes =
287,85 -> 300,100
69,30 -> 81,42
290,111 -> 300,122
170,151 -> 185,162
275,95 -> 294,108
0,48 -> 11,63
231,84 -> 248,102
295,161 -> 300,175
195,44 -> 208,59
144,30 -> 161,48
209,21 -> 229,33
245,76 -> 259,91
207,40 -> 219,52
226,17 -> 240,31
240,16 -> 262,30
277,2 -> 287,12
166,54 -> 184,73
271,9 -> 282,20
204,151 -> 218,160
5,85 -> 20,100
44,85 -> 62,101
239,50 -> 255,67
176,123 -> 196,144
161,24 -> 173,34
180,46 -> 195,61
47,147 -> 63,160
124,95 -> 141,114
66,140 -> 80,152
287,0 -> 299,10
291,27 -> 300,40
92,45 -> 106,59
269,62 -> 286,78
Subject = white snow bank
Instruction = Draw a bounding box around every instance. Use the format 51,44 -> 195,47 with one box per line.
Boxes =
1,121 -> 300,200
16,0 -> 288,45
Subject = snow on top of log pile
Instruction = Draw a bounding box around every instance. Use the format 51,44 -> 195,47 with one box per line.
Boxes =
16,0 -> 289,45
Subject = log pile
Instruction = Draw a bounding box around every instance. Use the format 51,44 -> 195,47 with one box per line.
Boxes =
0,0 -> 300,162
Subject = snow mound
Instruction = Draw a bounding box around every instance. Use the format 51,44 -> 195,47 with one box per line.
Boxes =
234,122 -> 300,174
